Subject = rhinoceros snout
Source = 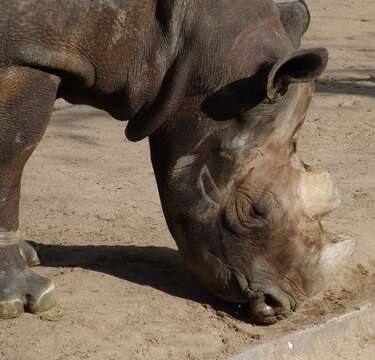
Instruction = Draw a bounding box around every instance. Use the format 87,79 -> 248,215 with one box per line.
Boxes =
248,291 -> 295,325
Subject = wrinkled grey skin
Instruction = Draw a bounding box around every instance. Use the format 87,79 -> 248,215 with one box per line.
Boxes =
0,0 -> 336,324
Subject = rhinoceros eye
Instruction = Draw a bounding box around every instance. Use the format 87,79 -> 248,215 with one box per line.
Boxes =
222,191 -> 267,240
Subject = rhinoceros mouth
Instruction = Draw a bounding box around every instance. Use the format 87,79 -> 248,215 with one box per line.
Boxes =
232,269 -> 300,325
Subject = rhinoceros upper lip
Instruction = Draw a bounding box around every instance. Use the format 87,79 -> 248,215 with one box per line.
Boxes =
231,271 -> 296,324
232,270 -> 265,299
231,268 -> 300,317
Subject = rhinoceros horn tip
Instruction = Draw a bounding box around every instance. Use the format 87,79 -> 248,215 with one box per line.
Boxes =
319,234 -> 356,283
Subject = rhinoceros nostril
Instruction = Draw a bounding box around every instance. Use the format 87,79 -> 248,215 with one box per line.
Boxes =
264,294 -> 282,310
249,292 -> 292,325
249,294 -> 275,320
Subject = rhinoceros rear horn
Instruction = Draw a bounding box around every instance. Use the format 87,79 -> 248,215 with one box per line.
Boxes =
266,48 -> 328,100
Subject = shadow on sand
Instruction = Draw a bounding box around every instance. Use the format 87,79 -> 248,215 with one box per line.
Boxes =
316,78 -> 375,97
32,242 -> 250,322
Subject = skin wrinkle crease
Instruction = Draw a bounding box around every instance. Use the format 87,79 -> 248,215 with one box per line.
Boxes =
170,154 -> 197,180
231,15 -> 279,52
198,165 -> 222,207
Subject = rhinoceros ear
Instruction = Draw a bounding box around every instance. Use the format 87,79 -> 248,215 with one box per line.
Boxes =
276,0 -> 311,48
266,48 -> 328,100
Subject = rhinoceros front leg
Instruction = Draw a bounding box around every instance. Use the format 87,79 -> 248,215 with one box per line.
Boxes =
0,66 -> 60,318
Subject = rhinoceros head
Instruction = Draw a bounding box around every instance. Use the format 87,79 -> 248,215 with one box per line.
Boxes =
127,1 -> 352,324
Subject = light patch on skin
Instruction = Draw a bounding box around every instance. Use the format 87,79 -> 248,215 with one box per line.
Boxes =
220,134 -> 251,160
15,132 -> 23,144
189,165 -> 222,223
170,154 -> 197,178
197,165 -> 222,207
0,229 -> 20,247
231,134 -> 250,150
112,9 -> 127,46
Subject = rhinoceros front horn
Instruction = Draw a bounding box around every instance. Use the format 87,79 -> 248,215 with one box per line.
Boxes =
319,234 -> 356,285
266,48 -> 328,101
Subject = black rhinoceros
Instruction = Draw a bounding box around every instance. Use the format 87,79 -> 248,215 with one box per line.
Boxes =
0,0 -> 352,324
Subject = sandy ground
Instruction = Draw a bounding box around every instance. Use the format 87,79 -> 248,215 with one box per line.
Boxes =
1,1 -> 374,359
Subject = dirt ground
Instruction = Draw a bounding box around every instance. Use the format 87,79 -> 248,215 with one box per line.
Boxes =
1,1 -> 374,359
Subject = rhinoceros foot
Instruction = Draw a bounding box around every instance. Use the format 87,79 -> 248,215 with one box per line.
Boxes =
0,245 -> 56,319
19,241 -> 40,267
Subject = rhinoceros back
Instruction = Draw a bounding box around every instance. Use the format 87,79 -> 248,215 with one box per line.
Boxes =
0,0 -> 155,88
